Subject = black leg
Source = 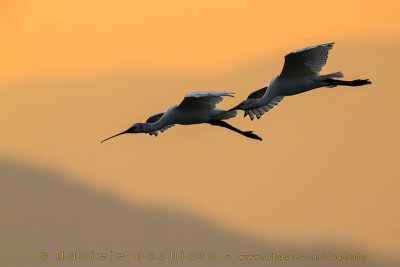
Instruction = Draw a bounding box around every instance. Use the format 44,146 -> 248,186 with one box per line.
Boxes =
210,120 -> 262,141
325,78 -> 371,86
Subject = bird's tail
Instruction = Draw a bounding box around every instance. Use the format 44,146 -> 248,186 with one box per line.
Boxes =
324,71 -> 344,79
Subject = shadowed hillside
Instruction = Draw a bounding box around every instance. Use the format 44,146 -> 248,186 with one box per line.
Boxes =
0,158 -> 398,267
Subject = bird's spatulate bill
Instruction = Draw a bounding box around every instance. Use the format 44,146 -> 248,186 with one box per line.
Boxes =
101,130 -> 129,143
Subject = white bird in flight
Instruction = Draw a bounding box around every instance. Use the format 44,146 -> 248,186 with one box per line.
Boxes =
230,42 -> 371,120
101,91 -> 262,143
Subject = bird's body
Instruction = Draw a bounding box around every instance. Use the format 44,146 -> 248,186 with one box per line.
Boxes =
231,43 -> 371,120
268,73 -> 337,96
101,91 -> 262,142
156,106 -> 235,126
138,104 -> 237,135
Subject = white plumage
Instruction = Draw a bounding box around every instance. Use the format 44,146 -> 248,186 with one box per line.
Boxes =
280,42 -> 334,77
101,91 -> 262,142
230,43 -> 371,120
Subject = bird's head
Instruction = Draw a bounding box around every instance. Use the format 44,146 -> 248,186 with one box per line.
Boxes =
128,123 -> 147,133
101,122 -> 147,143
229,99 -> 257,111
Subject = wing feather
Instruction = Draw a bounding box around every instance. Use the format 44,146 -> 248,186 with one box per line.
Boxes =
246,85 -> 268,99
178,91 -> 234,110
245,96 -> 284,120
146,111 -> 165,123
280,43 -> 334,78
248,110 -> 255,120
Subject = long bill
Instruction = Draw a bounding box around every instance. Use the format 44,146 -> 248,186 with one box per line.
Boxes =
101,130 -> 129,143
229,104 -> 241,111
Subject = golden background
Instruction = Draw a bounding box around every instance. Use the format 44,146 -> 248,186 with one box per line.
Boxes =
1,0 -> 399,266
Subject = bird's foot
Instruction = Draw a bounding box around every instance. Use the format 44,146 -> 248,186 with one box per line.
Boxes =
352,79 -> 372,86
243,131 -> 262,141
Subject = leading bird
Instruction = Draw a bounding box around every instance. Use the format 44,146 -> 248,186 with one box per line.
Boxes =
101,91 -> 262,142
230,42 -> 371,120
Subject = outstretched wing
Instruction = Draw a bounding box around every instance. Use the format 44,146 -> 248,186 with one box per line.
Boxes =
145,110 -> 175,137
242,84 -> 283,120
246,84 -> 268,99
178,91 -> 234,110
146,110 -> 165,123
244,96 -> 284,120
280,42 -> 334,78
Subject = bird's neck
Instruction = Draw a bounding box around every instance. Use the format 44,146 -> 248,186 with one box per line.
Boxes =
142,106 -> 176,133
144,120 -> 164,132
259,88 -> 277,107
143,114 -> 172,133
260,77 -> 278,102
250,97 -> 269,109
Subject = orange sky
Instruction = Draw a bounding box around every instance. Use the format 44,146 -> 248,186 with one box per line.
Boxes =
1,0 -> 400,260
1,0 -> 400,83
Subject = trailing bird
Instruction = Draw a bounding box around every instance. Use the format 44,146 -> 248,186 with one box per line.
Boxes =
101,91 -> 262,142
230,42 -> 371,120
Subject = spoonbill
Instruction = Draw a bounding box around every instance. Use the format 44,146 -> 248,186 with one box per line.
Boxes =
230,42 -> 371,120
101,91 -> 262,142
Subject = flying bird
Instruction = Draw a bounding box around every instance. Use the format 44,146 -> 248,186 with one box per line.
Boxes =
230,42 -> 371,120
101,91 -> 262,142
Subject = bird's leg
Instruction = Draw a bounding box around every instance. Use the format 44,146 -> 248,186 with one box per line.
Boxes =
210,120 -> 262,141
325,78 -> 371,86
